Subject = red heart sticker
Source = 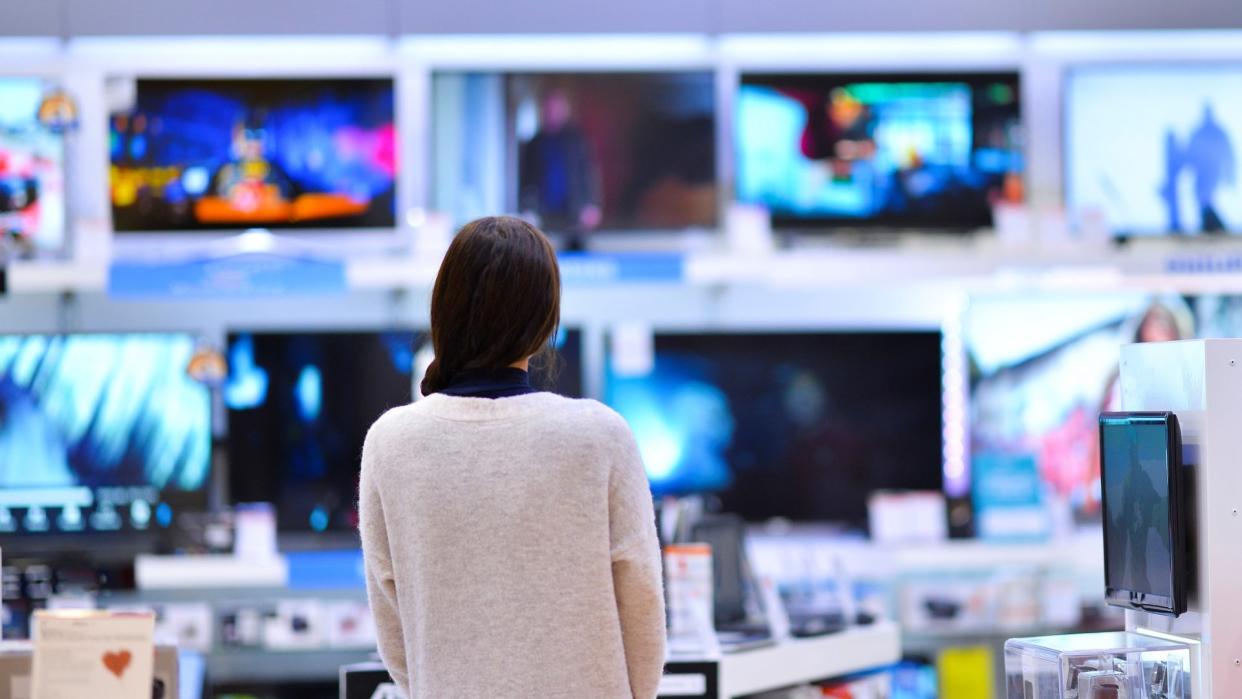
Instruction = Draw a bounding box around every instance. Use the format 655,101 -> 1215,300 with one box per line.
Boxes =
102,650 -> 132,679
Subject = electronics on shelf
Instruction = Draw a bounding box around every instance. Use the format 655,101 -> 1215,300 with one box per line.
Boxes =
0,333 -> 212,536
735,71 -> 1023,232
0,78 -> 67,257
108,77 -> 397,232
431,70 -> 718,237
1065,64 -> 1242,238
605,330 -> 943,524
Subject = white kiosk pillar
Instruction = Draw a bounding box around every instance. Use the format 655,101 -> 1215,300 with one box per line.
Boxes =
1119,339 -> 1242,697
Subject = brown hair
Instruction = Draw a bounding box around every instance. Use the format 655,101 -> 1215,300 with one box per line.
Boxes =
421,216 -> 561,396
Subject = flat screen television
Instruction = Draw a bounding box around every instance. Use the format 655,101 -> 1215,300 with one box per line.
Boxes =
431,71 -> 718,236
1065,65 -> 1242,237
736,72 -> 1023,231
108,77 -> 396,232
964,292 -> 1205,528
224,330 -> 419,532
0,333 -> 212,536
605,331 -> 943,524
0,78 -> 66,256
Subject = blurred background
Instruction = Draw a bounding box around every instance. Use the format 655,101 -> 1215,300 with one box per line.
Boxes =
3,1 -> 1242,697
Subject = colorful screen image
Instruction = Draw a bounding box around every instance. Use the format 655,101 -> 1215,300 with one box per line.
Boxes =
225,331 -> 418,532
109,78 -> 396,232
736,72 -> 1023,230
965,293 -> 1201,523
606,332 -> 943,523
432,71 -> 717,235
0,79 -> 66,256
0,334 -> 212,535
1066,66 -> 1242,236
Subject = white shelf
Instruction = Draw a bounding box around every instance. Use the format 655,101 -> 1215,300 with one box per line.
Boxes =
718,621 -> 901,697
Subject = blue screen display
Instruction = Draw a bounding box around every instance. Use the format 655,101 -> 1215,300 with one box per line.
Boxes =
1066,66 -> 1242,236
606,332 -> 943,523
736,73 -> 1022,230
0,334 -> 212,534
225,331 -> 419,532
110,78 -> 396,231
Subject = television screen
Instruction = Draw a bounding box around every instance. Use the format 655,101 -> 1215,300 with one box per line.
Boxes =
1066,66 -> 1242,236
225,331 -> 418,532
605,332 -> 943,523
0,78 -> 66,256
964,293 -> 1203,525
736,72 -> 1023,230
0,334 -> 212,535
109,78 -> 396,232
431,71 -> 717,235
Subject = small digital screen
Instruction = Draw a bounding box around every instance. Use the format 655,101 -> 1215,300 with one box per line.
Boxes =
432,71 -> 717,233
606,332 -> 943,523
109,78 -> 396,231
1101,416 -> 1175,601
225,331 -> 418,532
736,72 -> 1022,230
0,78 -> 66,255
0,334 -> 212,535
1066,66 -> 1242,236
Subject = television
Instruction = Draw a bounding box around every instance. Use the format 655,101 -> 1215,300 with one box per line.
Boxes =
736,72 -> 1023,230
605,331 -> 943,524
964,292 -> 1203,528
0,78 -> 66,256
431,71 -> 717,236
108,77 -> 396,232
0,334 -> 212,536
224,330 -> 419,532
1065,65 -> 1242,237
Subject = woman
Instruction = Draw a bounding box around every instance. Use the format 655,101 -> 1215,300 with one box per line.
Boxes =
359,216 -> 666,698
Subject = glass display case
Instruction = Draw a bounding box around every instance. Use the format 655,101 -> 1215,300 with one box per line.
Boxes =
1005,632 -> 1191,699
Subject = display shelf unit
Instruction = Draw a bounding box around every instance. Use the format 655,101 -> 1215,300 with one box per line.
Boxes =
663,621 -> 901,699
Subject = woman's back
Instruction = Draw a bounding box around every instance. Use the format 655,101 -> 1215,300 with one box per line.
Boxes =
360,391 -> 665,699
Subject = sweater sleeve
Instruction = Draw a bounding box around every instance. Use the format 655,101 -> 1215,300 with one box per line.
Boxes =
607,414 -> 667,699
358,426 -> 411,693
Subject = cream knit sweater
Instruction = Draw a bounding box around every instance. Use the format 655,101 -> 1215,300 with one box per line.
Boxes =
359,392 -> 667,699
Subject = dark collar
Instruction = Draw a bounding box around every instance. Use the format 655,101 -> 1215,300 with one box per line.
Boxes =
439,367 -> 540,399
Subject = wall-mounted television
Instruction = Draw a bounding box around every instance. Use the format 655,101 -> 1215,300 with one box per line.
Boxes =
736,72 -> 1022,231
0,333 -> 212,536
432,71 -> 718,238
108,77 -> 396,232
605,331 -> 943,524
1066,65 -> 1242,237
0,78 -> 66,256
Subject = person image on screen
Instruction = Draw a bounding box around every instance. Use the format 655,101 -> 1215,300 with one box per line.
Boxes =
1161,104 -> 1236,234
359,216 -> 665,698
519,88 -> 603,240
212,111 -> 295,213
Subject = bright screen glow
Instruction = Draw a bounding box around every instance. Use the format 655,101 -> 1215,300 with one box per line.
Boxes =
1066,66 -> 1242,236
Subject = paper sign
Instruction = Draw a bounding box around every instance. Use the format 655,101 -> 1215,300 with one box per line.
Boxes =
32,611 -> 155,699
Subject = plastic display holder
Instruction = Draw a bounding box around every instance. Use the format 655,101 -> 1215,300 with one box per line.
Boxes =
1005,339 -> 1242,698
1005,631 -> 1191,699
